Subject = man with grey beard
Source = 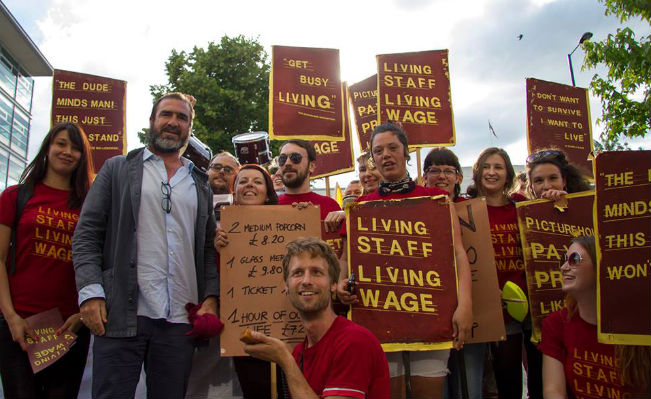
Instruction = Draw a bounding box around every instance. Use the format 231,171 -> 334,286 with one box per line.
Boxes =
73,92 -> 219,399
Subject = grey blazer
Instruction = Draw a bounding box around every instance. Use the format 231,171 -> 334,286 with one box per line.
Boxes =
72,148 -> 218,337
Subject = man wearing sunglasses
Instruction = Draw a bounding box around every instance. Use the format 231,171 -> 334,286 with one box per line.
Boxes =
72,92 -> 219,399
208,151 -> 240,195
277,139 -> 342,233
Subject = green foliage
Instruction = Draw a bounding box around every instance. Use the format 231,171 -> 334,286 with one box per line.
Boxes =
582,0 -> 650,140
137,128 -> 148,145
149,35 -> 271,154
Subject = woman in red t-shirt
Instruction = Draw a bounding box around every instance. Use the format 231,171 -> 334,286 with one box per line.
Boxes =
539,236 -> 650,398
0,123 -> 93,398
467,147 -> 542,398
213,164 -> 283,399
525,149 -> 591,201
337,123 -> 473,399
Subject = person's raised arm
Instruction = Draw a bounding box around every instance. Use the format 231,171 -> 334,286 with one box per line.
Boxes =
450,205 -> 473,350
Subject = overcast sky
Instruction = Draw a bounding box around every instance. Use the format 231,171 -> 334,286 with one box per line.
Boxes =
5,0 -> 650,188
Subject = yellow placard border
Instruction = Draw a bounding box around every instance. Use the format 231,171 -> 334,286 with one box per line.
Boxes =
516,190 -> 596,344
593,152 -> 651,346
345,195 -> 458,351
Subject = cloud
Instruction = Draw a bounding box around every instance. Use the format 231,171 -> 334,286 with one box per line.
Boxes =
14,0 -> 651,173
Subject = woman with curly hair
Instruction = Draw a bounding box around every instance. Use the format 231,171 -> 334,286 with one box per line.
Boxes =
526,149 -> 591,201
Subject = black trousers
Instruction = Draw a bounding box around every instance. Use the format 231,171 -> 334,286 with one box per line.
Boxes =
0,313 -> 90,399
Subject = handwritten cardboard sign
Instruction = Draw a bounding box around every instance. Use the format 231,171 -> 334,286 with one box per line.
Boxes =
455,198 -> 506,343
516,192 -> 595,343
25,308 -> 77,373
526,78 -> 593,178
594,151 -> 651,345
219,205 -> 321,356
347,195 -> 457,351
349,75 -> 378,152
51,69 -> 126,173
377,50 -> 455,147
269,46 -> 345,141
309,83 -> 355,179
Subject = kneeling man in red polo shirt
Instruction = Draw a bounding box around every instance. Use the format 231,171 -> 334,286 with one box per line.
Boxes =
243,237 -> 390,399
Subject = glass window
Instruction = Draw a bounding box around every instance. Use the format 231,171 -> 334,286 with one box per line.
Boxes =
0,94 -> 12,146
0,148 -> 8,190
11,108 -> 28,157
0,54 -> 16,97
15,72 -> 33,112
7,155 -> 24,187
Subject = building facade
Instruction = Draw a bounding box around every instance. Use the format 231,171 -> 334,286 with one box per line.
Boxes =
0,1 -> 52,190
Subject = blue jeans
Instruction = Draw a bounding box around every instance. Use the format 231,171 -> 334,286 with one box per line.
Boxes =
92,316 -> 194,399
444,343 -> 486,399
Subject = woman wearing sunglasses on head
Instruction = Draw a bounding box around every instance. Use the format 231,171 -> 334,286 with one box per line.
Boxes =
526,149 -> 590,201
0,123 -> 93,398
339,123 -> 472,399
539,236 -> 650,398
213,164 -> 283,398
467,147 -> 543,399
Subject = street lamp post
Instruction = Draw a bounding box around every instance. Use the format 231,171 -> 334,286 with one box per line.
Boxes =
568,32 -> 593,86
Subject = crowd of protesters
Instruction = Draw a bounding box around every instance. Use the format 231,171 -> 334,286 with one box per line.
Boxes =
0,92 -> 648,399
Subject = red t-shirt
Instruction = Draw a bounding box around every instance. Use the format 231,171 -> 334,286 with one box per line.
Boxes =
278,191 -> 343,256
0,183 -> 81,318
293,316 -> 391,399
538,308 -> 637,399
357,185 -> 448,202
486,195 -> 527,322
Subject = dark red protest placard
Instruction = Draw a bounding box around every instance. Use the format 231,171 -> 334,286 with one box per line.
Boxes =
269,46 -> 345,141
516,192 -> 595,343
25,308 -> 77,373
51,69 -> 126,173
349,75 -> 378,152
346,196 -> 457,350
377,50 -> 455,147
309,83 -> 354,179
526,78 -> 593,178
594,151 -> 651,345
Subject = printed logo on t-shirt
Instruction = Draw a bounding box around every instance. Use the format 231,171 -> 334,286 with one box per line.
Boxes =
571,348 -> 626,398
32,206 -> 79,262
491,222 -> 524,272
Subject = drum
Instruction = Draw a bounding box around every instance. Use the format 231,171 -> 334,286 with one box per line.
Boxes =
182,135 -> 212,172
232,131 -> 272,165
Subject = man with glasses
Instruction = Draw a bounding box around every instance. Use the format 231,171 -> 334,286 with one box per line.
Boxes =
72,92 -> 219,399
208,151 -> 239,195
277,139 -> 342,227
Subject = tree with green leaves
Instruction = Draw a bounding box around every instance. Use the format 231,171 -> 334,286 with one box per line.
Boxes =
146,35 -> 271,155
582,0 -> 650,142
